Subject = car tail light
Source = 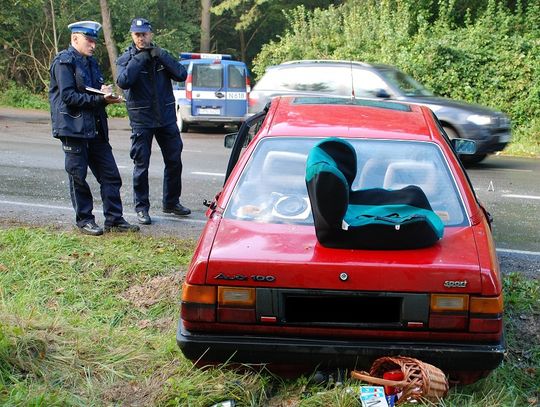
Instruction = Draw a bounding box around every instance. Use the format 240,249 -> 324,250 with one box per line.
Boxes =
431,294 -> 469,311
186,74 -> 193,100
428,294 -> 503,333
469,294 -> 503,333
217,287 -> 256,323
181,283 -> 216,322
248,92 -> 258,107
218,287 -> 255,307
429,294 -> 469,331
246,75 -> 251,95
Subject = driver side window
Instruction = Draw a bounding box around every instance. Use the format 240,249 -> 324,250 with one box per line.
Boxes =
352,69 -> 391,98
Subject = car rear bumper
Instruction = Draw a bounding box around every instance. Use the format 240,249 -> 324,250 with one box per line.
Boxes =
177,320 -> 505,371
178,105 -> 245,125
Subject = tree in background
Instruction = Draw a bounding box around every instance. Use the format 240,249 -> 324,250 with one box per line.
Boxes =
0,0 -> 200,93
201,0 -> 212,52
211,0 -> 343,64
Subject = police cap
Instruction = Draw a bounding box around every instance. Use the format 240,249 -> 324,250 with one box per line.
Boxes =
130,18 -> 152,33
68,21 -> 102,40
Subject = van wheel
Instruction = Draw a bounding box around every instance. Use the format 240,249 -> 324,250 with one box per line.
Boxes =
176,108 -> 189,133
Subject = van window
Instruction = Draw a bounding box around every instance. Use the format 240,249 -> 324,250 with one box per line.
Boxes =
193,64 -> 223,88
228,65 -> 245,89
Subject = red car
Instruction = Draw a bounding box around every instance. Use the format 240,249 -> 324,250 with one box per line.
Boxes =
177,96 -> 504,384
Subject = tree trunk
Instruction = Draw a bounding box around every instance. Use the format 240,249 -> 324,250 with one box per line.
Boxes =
200,0 -> 211,52
99,0 -> 118,84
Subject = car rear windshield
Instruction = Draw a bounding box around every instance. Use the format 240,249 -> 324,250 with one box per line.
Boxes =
224,138 -> 466,227
193,64 -> 223,88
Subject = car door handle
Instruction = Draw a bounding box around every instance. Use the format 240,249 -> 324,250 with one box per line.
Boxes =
215,92 -> 225,98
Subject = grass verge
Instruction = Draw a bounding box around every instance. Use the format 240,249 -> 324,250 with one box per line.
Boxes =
0,227 -> 538,406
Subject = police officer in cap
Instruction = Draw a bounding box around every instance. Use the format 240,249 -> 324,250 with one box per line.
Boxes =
49,21 -> 140,235
116,18 -> 189,226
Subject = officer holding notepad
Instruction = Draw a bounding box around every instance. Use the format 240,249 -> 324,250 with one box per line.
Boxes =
49,20 -> 139,235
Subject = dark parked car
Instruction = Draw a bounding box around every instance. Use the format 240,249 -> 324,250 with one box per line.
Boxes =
177,96 -> 504,384
248,60 -> 511,163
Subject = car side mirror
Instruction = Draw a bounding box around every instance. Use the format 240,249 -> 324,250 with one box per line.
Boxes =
452,138 -> 477,155
224,133 -> 237,149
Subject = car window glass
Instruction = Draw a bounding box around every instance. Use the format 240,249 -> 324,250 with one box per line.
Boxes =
255,66 -> 351,95
378,68 -> 433,97
193,64 -> 223,88
224,138 -> 466,226
351,69 -> 390,98
228,65 -> 245,89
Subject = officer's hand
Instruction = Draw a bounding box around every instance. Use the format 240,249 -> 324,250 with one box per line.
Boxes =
150,46 -> 162,58
134,49 -> 151,62
104,93 -> 124,104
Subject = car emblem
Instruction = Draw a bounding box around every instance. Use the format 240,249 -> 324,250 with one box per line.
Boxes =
444,280 -> 468,288
339,272 -> 348,281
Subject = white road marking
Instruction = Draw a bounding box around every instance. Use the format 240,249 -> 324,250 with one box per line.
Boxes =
485,168 -> 533,173
497,248 -> 540,256
0,200 -> 206,224
502,194 -> 540,200
192,171 -> 225,177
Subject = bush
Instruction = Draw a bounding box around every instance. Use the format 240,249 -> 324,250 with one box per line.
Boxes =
0,82 -> 49,110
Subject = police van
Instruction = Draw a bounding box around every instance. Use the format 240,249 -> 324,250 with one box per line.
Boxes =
173,53 -> 250,132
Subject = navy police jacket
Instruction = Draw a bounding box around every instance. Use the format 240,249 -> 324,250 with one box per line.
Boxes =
116,44 -> 187,129
49,46 -> 108,139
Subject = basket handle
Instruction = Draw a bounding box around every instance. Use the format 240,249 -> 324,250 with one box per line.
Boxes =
351,370 -> 408,387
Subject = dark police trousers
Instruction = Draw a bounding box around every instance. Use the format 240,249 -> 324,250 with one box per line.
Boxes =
130,123 -> 183,212
61,128 -> 124,227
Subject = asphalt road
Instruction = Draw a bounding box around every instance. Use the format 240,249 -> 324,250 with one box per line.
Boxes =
0,107 -> 538,276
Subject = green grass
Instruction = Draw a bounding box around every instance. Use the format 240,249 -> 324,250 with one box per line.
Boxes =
0,227 -> 538,406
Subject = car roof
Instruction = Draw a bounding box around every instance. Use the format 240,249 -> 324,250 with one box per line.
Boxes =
267,60 -> 393,71
262,96 -> 438,141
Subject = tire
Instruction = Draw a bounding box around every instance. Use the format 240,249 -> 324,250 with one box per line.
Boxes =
177,108 -> 189,133
461,153 -> 487,164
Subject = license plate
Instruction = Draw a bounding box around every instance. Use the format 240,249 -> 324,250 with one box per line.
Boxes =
198,108 -> 220,115
499,133 -> 511,143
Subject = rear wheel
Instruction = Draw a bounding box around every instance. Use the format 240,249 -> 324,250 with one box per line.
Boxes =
177,108 -> 189,133
461,154 -> 487,164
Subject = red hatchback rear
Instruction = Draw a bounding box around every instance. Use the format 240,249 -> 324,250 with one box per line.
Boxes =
177,96 -> 504,383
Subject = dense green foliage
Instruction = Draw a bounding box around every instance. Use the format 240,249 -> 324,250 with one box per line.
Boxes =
0,227 -> 538,405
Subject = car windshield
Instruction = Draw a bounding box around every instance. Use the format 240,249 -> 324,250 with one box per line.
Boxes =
378,68 -> 433,97
255,66 -> 352,95
224,138 -> 466,226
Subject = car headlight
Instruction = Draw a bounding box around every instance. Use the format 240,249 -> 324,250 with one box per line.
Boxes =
467,114 -> 492,126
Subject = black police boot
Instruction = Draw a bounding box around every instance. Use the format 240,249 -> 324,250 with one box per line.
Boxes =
79,220 -> 104,236
163,203 -> 191,216
104,219 -> 140,233
136,210 -> 152,225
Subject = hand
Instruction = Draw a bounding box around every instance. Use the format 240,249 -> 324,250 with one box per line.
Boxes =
101,84 -> 114,94
104,93 -> 123,104
150,46 -> 161,58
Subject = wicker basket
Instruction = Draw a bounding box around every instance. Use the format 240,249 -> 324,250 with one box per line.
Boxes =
351,356 -> 449,404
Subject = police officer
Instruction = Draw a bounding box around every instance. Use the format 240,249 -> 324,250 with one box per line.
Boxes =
116,18 -> 190,226
49,21 -> 140,235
